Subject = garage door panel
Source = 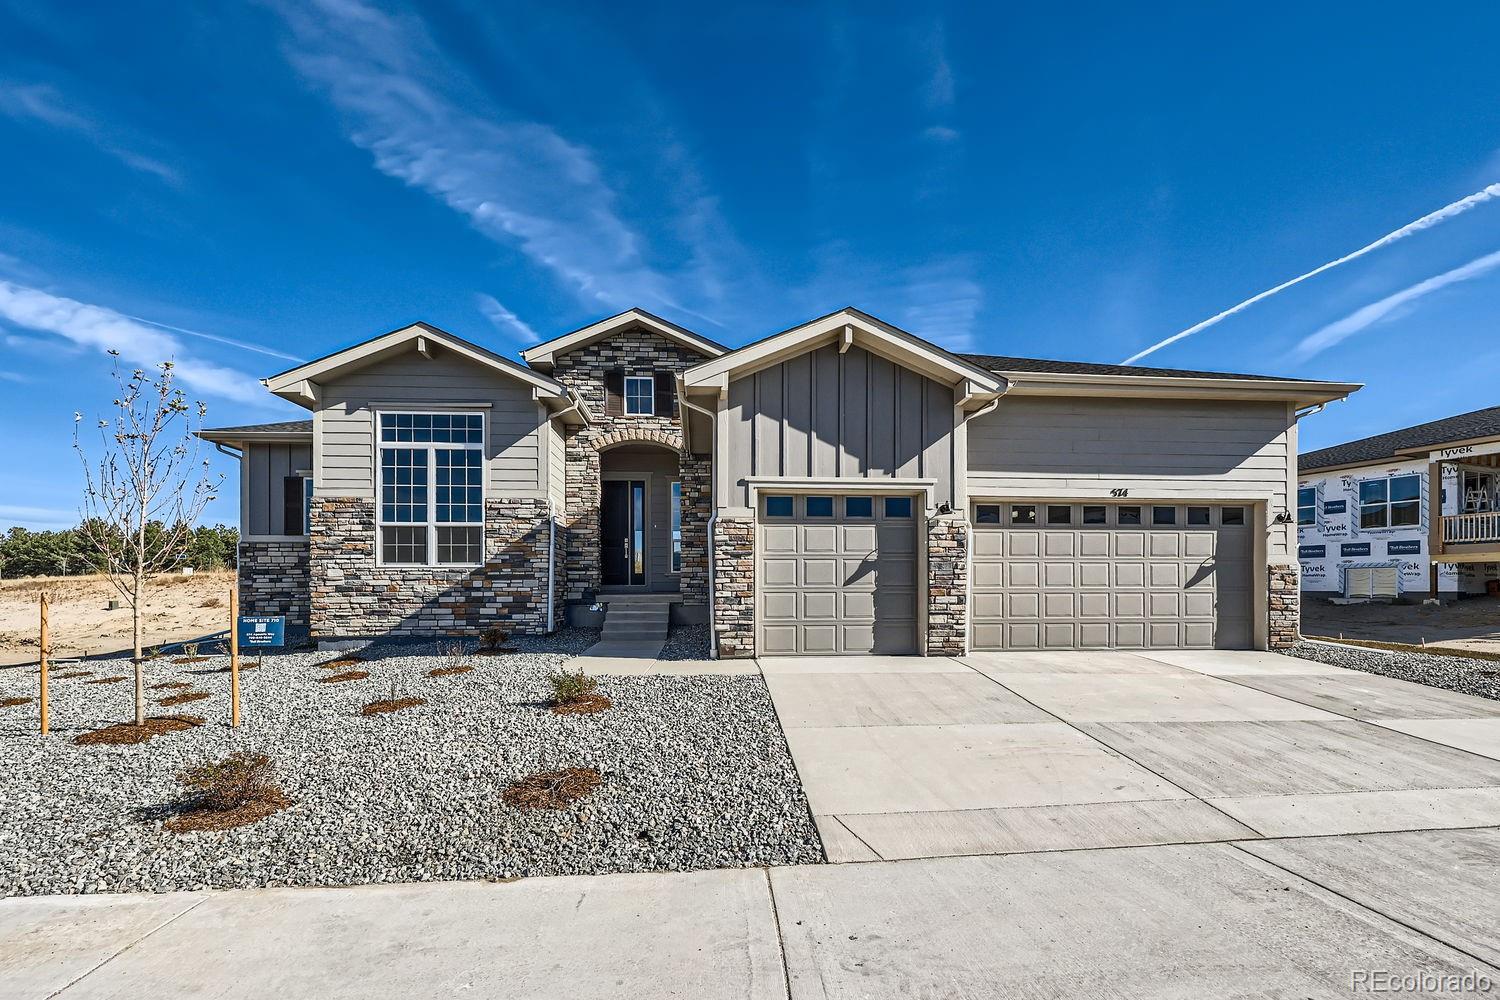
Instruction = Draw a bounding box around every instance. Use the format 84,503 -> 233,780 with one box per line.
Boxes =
972,503 -> 1253,652
758,496 -> 918,655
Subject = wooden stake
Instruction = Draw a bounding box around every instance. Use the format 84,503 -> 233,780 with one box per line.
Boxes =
229,584 -> 241,729
39,592 -> 49,736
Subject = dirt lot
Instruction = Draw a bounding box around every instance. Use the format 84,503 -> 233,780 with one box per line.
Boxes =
0,571 -> 235,665
1302,594 -> 1500,654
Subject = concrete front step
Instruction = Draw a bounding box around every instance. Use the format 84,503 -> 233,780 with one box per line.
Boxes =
603,625 -> 669,639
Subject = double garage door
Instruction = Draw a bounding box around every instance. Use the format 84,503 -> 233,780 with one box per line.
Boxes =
758,494 -> 919,655
972,502 -> 1253,651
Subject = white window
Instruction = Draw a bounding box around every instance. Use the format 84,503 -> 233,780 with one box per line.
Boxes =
670,481 -> 682,573
1359,474 -> 1420,530
377,412 -> 485,566
624,375 -> 655,415
1297,486 -> 1317,526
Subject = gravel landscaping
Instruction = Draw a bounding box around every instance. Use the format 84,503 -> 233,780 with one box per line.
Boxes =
660,623 -> 710,660
1288,640 -> 1500,702
0,628 -> 821,896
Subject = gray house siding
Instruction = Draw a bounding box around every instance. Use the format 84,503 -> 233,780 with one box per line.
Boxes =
722,343 -> 956,507
966,396 -> 1296,557
313,352 -> 545,499
242,441 -> 312,537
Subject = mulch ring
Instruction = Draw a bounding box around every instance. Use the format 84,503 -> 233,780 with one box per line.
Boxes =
85,676 -> 128,685
157,691 -> 210,707
320,657 -> 365,670
172,656 -> 212,665
1,696 -> 32,708
427,665 -> 474,677
360,697 -> 427,716
150,681 -> 193,690
318,670 -> 369,684
501,767 -> 603,810
53,670 -> 92,679
551,693 -> 613,716
74,715 -> 205,746
162,790 -> 291,834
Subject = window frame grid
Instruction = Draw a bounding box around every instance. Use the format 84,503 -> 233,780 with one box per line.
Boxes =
375,410 -> 486,568
623,374 -> 655,416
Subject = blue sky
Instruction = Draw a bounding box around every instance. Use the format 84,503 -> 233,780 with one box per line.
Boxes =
3,2 -> 1499,530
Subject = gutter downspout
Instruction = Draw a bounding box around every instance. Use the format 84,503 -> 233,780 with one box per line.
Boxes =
1294,402 -> 1327,421
211,442 -> 243,460
678,376 -> 720,659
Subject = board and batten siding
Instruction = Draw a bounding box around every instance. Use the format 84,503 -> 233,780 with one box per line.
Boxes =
722,343 -> 956,507
313,351 -> 546,499
966,396 -> 1298,556
242,441 -> 311,536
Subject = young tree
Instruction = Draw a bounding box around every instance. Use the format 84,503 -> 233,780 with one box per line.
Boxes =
75,355 -> 222,725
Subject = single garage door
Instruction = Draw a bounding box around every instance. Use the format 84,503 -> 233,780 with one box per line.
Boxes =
972,502 -> 1253,650
758,493 -> 919,655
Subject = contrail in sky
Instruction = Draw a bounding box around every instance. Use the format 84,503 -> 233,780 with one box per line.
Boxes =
1121,183 -> 1500,365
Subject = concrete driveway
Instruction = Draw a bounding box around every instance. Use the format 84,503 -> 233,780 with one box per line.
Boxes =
760,648 -> 1500,860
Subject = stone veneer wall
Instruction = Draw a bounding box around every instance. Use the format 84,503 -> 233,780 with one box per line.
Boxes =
551,328 -> 713,605
308,496 -> 556,639
238,540 -> 309,628
712,513 -> 756,658
925,512 -> 969,656
1267,562 -> 1300,650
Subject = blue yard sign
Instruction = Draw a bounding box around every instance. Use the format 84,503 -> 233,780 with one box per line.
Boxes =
237,616 -> 285,648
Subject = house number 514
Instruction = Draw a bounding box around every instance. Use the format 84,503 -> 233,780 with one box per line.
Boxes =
1109,488 -> 1130,497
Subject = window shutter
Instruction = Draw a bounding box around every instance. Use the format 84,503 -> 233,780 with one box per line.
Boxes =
654,371 -> 676,418
283,476 -> 304,536
605,369 -> 624,417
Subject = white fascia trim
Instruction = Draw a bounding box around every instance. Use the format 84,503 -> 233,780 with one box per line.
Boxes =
521,309 -> 726,366
999,371 -> 1362,406
265,323 -> 567,401
682,311 -> 1006,394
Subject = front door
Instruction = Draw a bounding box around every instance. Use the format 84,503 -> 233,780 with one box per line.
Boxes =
601,479 -> 647,586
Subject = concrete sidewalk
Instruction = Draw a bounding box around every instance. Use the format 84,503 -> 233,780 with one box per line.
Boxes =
8,831 -> 1500,998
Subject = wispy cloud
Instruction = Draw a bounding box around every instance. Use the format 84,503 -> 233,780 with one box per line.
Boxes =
898,259 -> 983,351
119,313 -> 304,363
0,370 -> 28,382
474,292 -> 540,344
0,503 -> 77,530
922,20 -> 956,111
0,81 -> 181,185
271,0 -> 721,323
0,279 -> 266,404
1294,248 -> 1500,360
1122,183 -> 1500,364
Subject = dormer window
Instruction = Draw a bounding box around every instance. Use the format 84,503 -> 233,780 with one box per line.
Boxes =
624,375 -> 655,416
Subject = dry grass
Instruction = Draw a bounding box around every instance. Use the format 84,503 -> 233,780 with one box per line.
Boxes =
75,715 -> 204,745
1,696 -> 31,708
360,697 -> 427,716
199,597 -> 223,608
0,570 -> 234,596
157,691 -> 210,706
319,670 -> 369,684
84,676 -> 127,685
501,767 -> 602,810
161,752 -> 290,833
427,665 -> 474,677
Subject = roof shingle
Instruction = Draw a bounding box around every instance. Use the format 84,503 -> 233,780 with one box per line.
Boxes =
199,420 -> 311,437
1300,405 -> 1500,472
959,354 -> 1295,382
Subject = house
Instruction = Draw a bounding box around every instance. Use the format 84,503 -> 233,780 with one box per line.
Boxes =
200,307 -> 1358,657
1297,405 -> 1500,600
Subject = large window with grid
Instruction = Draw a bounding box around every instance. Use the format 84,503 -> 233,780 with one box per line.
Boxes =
1359,473 -> 1420,529
377,412 -> 485,566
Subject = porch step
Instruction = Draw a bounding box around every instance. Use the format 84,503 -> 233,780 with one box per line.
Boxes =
601,596 -> 671,642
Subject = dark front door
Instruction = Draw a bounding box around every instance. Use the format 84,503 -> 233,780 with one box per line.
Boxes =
601,479 -> 646,586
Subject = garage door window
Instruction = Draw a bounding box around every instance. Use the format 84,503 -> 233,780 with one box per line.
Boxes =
1046,505 -> 1071,524
1187,506 -> 1211,525
1118,506 -> 1141,525
844,496 -> 873,518
1153,506 -> 1176,525
1083,505 -> 1106,524
975,504 -> 1001,524
806,496 -> 834,517
884,496 -> 913,518
1010,504 -> 1037,525
764,495 -> 794,517
1222,506 -> 1245,525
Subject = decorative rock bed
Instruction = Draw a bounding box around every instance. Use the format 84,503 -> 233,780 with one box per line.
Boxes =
1288,640 -> 1500,702
0,628 -> 821,896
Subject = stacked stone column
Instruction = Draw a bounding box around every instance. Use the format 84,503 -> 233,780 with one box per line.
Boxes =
925,511 -> 969,655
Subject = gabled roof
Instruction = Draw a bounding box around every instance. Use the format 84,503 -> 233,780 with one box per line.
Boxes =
1301,405 -> 1500,473
521,308 -> 727,370
263,322 -> 570,409
198,420 -> 312,446
681,307 -> 1007,399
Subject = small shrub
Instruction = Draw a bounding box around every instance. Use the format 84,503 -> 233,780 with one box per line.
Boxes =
502,767 -> 602,810
199,597 -> 222,608
550,670 -> 598,703
164,751 -> 289,832
480,625 -> 509,650
182,642 -> 199,657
